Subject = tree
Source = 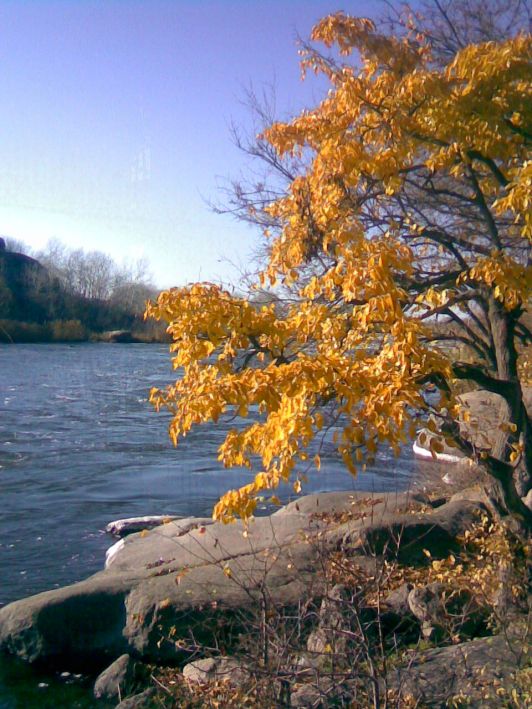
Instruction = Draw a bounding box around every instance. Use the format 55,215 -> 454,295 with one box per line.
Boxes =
1,236 -> 32,255
148,8 -> 531,526
37,239 -> 154,305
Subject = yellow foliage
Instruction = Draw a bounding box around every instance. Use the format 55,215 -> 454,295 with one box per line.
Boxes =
147,13 -> 531,521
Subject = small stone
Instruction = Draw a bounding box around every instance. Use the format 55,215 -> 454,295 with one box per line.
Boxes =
291,683 -> 325,708
408,583 -> 450,639
383,583 -> 414,617
182,656 -> 248,687
306,628 -> 329,655
94,654 -> 145,702
115,688 -> 156,709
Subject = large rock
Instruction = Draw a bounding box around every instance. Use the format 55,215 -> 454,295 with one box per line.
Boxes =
290,679 -> 350,708
0,492 -> 398,667
388,620 -> 531,707
407,583 -> 446,639
0,492 -> 488,670
331,498 -> 487,564
382,583 -> 414,617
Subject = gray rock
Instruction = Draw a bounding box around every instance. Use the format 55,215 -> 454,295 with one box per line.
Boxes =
383,583 -> 414,617
94,654 -> 145,702
295,652 -> 323,673
0,582 -> 131,663
0,495 -> 347,665
275,490 -> 429,518
290,679 -> 349,708
290,682 -> 326,708
388,620 -> 530,707
307,584 -> 351,658
431,498 -> 489,537
407,583 -> 446,638
305,628 -> 330,656
105,516 -> 216,569
449,485 -> 502,516
114,687 -> 156,709
0,492 -> 486,669
182,656 -> 249,686
334,499 -> 487,564
407,583 -> 488,641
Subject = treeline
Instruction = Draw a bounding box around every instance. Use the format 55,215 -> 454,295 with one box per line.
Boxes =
0,237 -> 166,343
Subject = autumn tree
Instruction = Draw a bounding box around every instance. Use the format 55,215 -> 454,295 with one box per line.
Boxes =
148,7 -> 531,526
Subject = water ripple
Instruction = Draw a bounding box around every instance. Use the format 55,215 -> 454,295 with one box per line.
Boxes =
0,343 -> 420,608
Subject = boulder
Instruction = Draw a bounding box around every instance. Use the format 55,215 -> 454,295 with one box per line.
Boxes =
0,581 -> 131,664
275,490 -> 430,518
382,583 -> 414,617
290,679 -> 350,708
290,683 -> 328,708
333,499 -> 487,564
104,516 -> 214,568
0,492 -> 488,670
0,492 -> 391,666
93,653 -> 146,702
182,656 -> 249,686
306,584 -> 351,658
388,620 -> 530,707
114,687 -> 156,708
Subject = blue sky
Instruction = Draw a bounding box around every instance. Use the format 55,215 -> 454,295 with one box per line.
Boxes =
0,0 -> 376,288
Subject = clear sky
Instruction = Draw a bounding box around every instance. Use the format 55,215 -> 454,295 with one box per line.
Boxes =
0,0 -> 377,288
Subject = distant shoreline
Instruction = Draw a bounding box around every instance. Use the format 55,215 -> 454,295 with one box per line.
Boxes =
0,323 -> 169,345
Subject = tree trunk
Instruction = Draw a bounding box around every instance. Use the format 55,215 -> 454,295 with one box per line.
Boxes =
488,296 -> 532,505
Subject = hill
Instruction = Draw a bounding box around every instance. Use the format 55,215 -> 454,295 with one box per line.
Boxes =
0,238 -> 162,343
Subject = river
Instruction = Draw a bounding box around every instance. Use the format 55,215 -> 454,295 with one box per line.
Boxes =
0,343 -> 420,707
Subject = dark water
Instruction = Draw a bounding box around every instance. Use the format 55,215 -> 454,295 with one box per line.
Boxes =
0,343 -> 421,707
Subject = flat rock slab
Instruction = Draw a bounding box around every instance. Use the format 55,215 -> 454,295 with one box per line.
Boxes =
0,491 -> 485,668
389,621 -> 531,707
0,491 -> 421,666
327,498 -> 486,564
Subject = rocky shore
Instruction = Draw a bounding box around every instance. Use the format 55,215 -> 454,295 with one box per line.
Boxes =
0,486 -> 529,707
0,390 -> 530,707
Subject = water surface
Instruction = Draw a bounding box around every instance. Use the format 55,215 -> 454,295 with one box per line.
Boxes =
0,343 -> 420,606
0,343 -> 422,707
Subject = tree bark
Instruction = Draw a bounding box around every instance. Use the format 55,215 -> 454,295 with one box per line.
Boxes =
488,296 -> 532,498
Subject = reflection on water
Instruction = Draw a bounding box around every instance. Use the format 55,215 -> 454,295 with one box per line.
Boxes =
0,343 -> 419,607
